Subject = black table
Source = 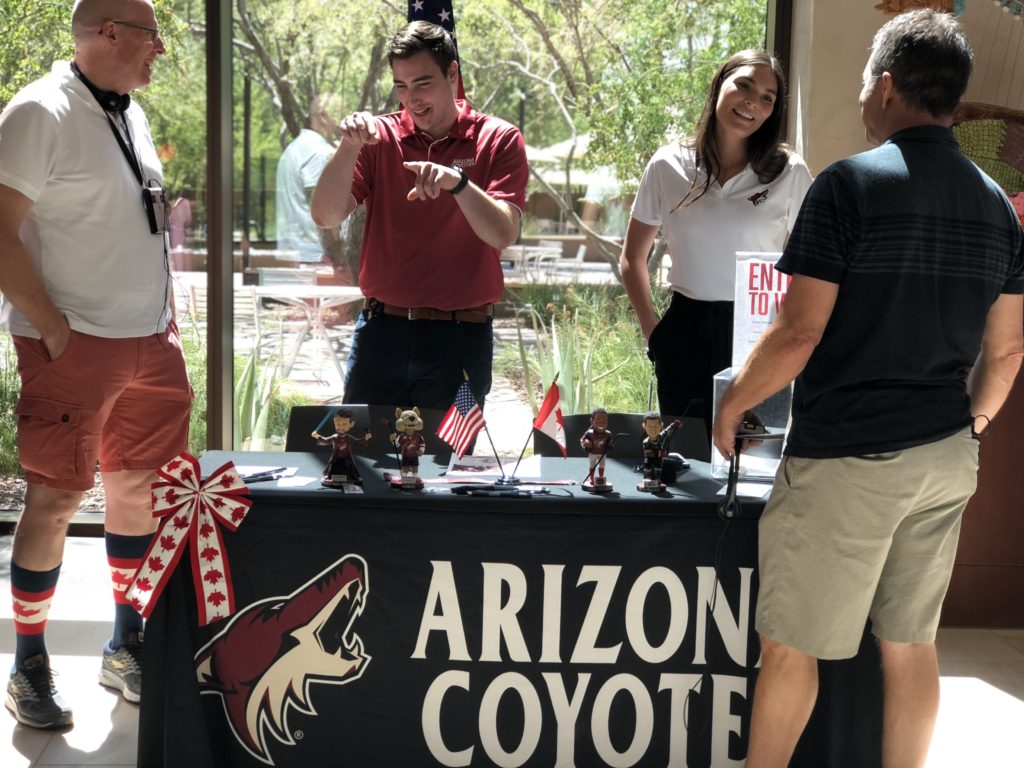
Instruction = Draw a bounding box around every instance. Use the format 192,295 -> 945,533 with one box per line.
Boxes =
138,451 -> 881,767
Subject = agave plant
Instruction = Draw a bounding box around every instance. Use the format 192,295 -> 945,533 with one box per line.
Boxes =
516,304 -> 627,416
233,339 -> 280,451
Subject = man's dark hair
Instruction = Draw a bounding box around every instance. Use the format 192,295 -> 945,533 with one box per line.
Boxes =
387,21 -> 457,75
334,409 -> 353,420
868,9 -> 973,118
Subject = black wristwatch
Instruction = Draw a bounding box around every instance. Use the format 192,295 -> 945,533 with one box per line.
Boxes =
449,167 -> 470,195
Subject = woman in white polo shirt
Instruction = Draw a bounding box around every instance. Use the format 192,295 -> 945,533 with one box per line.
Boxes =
620,49 -> 812,443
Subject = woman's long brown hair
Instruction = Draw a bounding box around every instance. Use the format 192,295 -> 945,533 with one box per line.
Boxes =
673,50 -> 791,211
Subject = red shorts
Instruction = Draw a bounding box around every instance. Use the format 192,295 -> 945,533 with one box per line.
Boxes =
13,322 -> 193,491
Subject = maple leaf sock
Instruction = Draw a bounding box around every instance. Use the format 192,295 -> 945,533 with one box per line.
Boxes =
106,531 -> 153,650
11,560 -> 60,668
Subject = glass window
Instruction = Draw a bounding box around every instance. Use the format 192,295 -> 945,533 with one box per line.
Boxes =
0,0 -> 784,498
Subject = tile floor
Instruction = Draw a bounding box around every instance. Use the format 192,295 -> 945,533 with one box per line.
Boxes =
1,535 -> 1022,767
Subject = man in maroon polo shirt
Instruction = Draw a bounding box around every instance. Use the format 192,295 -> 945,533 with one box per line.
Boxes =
312,21 -> 528,410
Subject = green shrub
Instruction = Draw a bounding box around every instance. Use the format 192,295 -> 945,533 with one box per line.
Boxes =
230,340 -> 317,451
498,280 -> 670,415
0,335 -> 21,477
180,323 -> 208,456
266,383 -> 316,441
233,342 -> 279,450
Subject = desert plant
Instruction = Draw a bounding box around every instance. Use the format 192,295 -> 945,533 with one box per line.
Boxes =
515,300 -> 628,416
233,340 -> 280,451
503,281 -> 670,416
179,322 -> 208,456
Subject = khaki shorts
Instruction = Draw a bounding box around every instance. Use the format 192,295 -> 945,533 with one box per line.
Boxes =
755,428 -> 978,659
14,322 -> 192,491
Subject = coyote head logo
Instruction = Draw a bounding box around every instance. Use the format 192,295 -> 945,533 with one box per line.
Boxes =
194,555 -> 370,765
747,189 -> 769,206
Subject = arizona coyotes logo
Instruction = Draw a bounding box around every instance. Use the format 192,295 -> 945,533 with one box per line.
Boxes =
748,189 -> 769,206
194,555 -> 370,765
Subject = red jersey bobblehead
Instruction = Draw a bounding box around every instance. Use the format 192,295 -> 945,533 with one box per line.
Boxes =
390,407 -> 426,490
581,408 -> 614,493
312,409 -> 372,487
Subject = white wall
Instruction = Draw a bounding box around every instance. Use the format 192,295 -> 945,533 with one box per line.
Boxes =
960,2 -> 1024,110
788,0 -> 1024,175
788,0 -> 880,174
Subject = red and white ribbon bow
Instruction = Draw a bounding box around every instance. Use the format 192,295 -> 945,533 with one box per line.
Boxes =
126,452 -> 252,626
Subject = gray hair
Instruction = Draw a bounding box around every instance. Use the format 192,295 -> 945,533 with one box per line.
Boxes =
868,9 -> 973,118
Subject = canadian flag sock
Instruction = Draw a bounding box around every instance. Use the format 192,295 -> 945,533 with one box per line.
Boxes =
106,532 -> 153,649
11,561 -> 61,668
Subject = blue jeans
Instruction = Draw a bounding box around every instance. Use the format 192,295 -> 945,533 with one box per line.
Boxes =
342,312 -> 493,411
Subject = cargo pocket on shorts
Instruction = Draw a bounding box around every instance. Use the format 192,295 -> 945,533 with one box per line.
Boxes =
15,397 -> 82,481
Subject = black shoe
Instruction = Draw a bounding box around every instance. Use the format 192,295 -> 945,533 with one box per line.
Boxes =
5,653 -> 73,729
99,630 -> 143,704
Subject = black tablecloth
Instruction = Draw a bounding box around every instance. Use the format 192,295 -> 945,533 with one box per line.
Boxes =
137,451 -> 881,767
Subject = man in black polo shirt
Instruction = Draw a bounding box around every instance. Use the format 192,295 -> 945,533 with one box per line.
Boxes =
712,10 -> 1024,766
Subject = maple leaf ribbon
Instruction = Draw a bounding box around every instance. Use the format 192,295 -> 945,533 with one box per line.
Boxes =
125,452 -> 252,626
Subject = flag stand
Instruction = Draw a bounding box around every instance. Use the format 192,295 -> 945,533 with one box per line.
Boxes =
482,425 -> 509,482
437,372 -> 506,479
504,374 -> 566,484
499,432 -> 532,486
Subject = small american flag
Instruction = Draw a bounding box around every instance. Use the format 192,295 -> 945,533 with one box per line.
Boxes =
437,382 -> 485,459
408,0 -> 457,35
408,0 -> 465,99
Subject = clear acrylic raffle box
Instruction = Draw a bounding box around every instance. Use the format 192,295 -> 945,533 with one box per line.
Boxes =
711,366 -> 792,480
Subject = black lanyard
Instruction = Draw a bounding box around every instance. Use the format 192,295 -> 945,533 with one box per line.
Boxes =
70,63 -> 144,186
106,111 -> 144,186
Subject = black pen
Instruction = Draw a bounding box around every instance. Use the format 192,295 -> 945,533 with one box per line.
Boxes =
243,467 -> 286,481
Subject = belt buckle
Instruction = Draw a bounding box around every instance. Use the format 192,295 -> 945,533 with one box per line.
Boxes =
407,307 -> 415,321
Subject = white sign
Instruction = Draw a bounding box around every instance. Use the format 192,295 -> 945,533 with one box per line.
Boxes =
732,251 -> 790,367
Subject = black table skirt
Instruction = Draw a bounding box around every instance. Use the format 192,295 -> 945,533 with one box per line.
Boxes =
137,452 -> 881,767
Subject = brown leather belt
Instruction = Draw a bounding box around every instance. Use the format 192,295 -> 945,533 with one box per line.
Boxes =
365,299 -> 493,324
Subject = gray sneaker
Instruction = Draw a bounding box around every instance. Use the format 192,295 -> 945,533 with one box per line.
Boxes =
99,631 -> 143,703
6,653 -> 73,729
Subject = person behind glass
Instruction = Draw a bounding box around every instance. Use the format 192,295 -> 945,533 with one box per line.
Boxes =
167,194 -> 192,251
580,408 -> 613,489
311,21 -> 528,411
276,94 -> 343,266
0,0 -> 191,728
619,50 -> 812,440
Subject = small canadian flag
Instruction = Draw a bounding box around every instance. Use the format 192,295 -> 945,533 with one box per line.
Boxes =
533,380 -> 566,457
